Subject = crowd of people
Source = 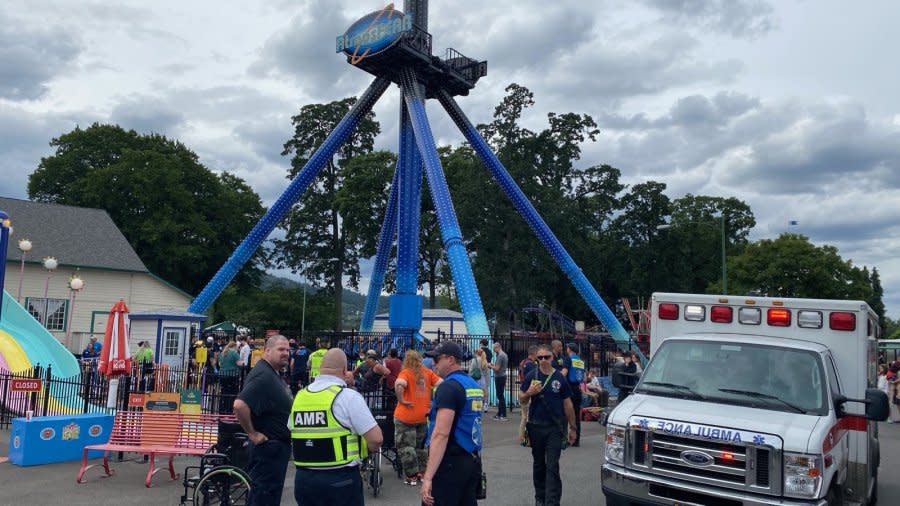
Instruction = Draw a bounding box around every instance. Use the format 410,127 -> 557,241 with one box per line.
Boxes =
224,335 -> 624,506
878,357 -> 900,422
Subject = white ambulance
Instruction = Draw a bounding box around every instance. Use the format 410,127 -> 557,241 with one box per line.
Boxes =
602,293 -> 889,506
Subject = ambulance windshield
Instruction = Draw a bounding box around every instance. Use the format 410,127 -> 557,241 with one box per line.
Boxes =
635,340 -> 827,415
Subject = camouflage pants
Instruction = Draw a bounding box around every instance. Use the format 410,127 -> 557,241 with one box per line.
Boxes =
394,419 -> 428,477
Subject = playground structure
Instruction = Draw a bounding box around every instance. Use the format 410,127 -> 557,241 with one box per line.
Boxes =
0,212 -> 93,416
187,0 -> 645,362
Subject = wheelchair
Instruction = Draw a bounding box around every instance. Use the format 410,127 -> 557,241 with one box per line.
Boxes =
180,420 -> 251,506
359,389 -> 403,497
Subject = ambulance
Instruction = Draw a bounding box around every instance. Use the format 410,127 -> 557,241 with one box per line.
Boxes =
602,293 -> 889,505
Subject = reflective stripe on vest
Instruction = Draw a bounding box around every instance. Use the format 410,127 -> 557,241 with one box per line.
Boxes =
568,355 -> 585,383
290,384 -> 367,467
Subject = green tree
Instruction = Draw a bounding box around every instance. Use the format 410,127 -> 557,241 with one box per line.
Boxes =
212,285 -> 334,332
445,84 -> 622,328
869,267 -> 887,330
667,194 -> 756,294
728,234 -> 874,300
275,97 -> 383,330
26,123 -> 265,294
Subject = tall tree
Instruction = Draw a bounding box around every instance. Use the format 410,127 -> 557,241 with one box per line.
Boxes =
445,84 -> 622,327
27,123 -> 265,294
275,98 -> 382,330
869,267 -> 887,330
728,234 -> 874,300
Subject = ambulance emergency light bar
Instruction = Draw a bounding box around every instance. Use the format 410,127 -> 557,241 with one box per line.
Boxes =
657,301 -> 858,331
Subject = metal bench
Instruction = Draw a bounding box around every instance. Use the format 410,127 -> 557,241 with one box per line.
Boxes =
76,411 -> 237,487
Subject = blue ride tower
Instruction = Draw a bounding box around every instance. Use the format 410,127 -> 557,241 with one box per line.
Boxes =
189,0 -> 643,361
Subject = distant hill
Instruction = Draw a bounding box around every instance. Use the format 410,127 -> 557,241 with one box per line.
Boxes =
259,274 -> 390,326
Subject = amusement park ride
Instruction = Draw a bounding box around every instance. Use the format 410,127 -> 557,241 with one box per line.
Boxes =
188,1 -> 644,360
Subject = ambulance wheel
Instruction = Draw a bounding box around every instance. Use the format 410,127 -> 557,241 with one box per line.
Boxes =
826,485 -> 842,506
869,473 -> 878,505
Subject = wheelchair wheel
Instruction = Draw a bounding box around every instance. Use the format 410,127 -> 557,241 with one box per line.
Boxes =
366,451 -> 383,497
193,465 -> 251,506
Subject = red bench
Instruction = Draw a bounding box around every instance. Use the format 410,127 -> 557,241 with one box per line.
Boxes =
76,411 -> 237,487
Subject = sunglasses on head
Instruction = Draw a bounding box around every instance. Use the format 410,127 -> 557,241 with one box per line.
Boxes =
537,355 -> 553,360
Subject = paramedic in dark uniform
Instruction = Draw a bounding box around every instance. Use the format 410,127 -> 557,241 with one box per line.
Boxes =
420,341 -> 484,506
519,344 -> 577,506
290,348 -> 383,506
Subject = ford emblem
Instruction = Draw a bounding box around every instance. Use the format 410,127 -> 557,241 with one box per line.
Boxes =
680,450 -> 714,467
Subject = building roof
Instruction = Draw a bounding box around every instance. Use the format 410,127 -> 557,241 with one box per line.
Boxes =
1,196 -> 148,272
130,309 -> 208,321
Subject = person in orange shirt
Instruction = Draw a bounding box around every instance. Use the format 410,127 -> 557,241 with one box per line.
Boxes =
394,349 -> 442,486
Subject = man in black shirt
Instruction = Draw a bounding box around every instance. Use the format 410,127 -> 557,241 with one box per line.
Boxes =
421,341 -> 483,506
519,344 -> 577,506
234,335 -> 293,506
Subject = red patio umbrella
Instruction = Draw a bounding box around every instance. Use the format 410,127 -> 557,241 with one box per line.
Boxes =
98,299 -> 131,376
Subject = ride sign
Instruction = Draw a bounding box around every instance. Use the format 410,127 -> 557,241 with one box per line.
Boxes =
10,379 -> 42,393
336,7 -> 413,64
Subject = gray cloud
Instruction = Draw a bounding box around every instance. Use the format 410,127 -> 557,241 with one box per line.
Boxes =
0,12 -> 81,100
0,104 -> 100,198
641,0 -> 776,38
110,97 -> 184,136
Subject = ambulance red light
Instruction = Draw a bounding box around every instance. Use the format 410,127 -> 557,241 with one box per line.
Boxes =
721,452 -> 735,462
710,306 -> 733,323
767,308 -> 791,327
829,312 -> 856,331
658,303 -> 679,320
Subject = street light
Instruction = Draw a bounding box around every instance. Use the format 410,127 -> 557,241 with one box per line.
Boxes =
657,215 -> 728,294
66,274 -> 85,346
41,256 -> 59,327
17,238 -> 32,303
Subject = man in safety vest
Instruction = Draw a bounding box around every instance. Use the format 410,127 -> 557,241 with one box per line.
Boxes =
420,341 -> 484,506
290,348 -> 383,505
307,339 -> 328,381
565,342 -> 586,447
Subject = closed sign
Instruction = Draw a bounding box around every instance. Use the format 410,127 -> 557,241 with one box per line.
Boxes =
11,379 -> 42,392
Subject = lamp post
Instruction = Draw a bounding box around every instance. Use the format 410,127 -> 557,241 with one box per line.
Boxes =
17,238 -> 32,303
657,214 -> 728,294
41,256 -> 59,327
66,275 -> 85,346
0,212 -> 10,321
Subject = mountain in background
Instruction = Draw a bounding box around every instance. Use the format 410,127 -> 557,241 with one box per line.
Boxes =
259,273 -> 390,327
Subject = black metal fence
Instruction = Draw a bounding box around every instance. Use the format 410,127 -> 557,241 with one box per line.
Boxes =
0,361 -> 251,430
1,332 -> 622,429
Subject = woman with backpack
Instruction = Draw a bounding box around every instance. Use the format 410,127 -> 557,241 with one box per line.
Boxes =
470,348 -> 490,412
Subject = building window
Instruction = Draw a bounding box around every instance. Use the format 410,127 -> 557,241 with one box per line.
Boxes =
25,298 -> 68,331
164,330 -> 180,356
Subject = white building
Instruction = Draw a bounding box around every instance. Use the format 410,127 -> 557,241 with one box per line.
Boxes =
2,197 -> 193,354
371,308 -> 468,338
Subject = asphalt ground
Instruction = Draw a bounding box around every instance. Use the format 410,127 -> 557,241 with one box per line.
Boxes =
1,410 -> 899,505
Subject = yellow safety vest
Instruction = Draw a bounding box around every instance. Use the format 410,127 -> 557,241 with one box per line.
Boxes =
290,384 -> 367,468
308,349 -> 327,379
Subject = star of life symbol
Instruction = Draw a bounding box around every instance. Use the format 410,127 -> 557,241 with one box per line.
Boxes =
753,435 -> 766,445
638,419 -> 649,429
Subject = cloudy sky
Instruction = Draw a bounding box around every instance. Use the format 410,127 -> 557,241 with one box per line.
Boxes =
3,0 -> 899,318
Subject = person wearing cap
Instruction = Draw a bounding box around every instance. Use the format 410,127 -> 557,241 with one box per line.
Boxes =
565,342 -> 586,446
291,348 -> 383,505
356,349 -> 389,395
420,342 -> 484,506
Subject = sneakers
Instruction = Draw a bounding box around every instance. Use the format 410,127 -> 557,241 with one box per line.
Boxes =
491,415 -> 508,421
404,475 -> 419,486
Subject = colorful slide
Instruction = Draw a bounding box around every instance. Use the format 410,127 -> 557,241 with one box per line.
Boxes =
1,290 -> 95,413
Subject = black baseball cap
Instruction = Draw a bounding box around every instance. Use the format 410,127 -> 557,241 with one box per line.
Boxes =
424,341 -> 464,361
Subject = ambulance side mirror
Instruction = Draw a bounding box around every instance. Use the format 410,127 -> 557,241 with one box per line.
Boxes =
836,389 -> 889,422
